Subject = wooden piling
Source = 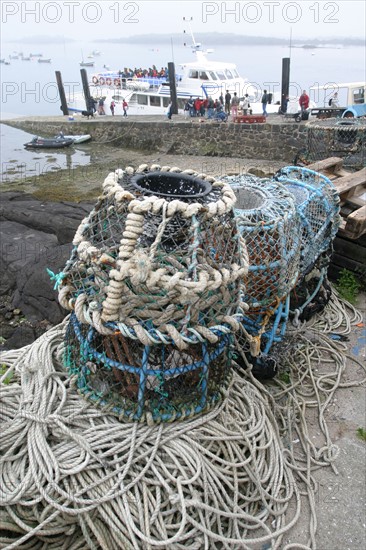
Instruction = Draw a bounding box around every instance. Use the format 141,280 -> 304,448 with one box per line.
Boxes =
55,71 -> 69,115
281,58 -> 290,114
168,62 -> 178,115
80,68 -> 93,112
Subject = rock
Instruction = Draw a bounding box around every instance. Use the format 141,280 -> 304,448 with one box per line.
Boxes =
0,220 -> 59,298
0,324 -> 17,339
3,325 -> 36,350
11,242 -> 73,324
0,192 -> 93,245
0,193 -> 92,326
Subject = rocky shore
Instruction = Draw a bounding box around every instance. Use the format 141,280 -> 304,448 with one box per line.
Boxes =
0,191 -> 94,348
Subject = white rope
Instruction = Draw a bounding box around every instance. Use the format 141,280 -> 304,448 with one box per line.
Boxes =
0,293 -> 364,549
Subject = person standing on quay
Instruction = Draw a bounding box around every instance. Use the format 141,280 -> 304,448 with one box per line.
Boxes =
110,100 -> 115,116
123,99 -> 128,117
166,101 -> 173,120
299,90 -> 310,114
225,91 -> 232,115
241,94 -> 250,115
261,90 -> 268,116
231,92 -> 240,118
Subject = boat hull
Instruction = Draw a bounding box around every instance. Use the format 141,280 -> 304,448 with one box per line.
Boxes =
59,134 -> 91,144
24,138 -> 74,149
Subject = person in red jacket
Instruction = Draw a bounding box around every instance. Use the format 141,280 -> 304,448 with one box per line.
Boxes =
299,90 -> 310,113
194,97 -> 201,116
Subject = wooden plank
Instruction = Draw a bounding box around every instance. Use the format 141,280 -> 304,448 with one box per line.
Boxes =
306,157 -> 344,174
330,252 -> 365,273
334,168 -> 366,196
333,236 -> 366,263
342,204 -> 366,240
346,195 -> 366,209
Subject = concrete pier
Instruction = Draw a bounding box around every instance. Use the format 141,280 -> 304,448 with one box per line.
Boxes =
1,114 -> 307,163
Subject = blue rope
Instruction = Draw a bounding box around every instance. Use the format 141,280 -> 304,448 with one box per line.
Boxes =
46,268 -> 66,290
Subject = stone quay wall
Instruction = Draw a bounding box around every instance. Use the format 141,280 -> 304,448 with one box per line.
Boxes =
4,117 -> 307,164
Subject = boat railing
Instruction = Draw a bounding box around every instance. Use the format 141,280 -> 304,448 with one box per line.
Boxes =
90,73 -> 182,89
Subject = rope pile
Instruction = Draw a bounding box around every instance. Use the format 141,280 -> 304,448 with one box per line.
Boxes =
0,292 -> 364,549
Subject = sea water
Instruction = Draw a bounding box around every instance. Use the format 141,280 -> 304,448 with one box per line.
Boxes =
1,41 -> 364,117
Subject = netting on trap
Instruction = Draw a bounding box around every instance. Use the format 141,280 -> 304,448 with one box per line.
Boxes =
274,166 -> 340,276
221,174 -> 301,309
296,118 -> 366,171
58,164 -> 248,422
217,174 -> 301,359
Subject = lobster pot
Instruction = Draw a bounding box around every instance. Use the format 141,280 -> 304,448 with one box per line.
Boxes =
275,166 -> 340,276
59,165 -> 247,422
300,119 -> 366,171
222,175 -> 301,310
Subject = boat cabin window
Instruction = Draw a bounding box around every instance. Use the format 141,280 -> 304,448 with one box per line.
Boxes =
353,87 -> 365,104
162,97 -> 170,107
216,71 -> 226,80
209,71 -> 218,80
225,69 -> 233,79
233,69 -> 239,78
137,94 -> 148,105
189,70 -> 199,79
150,96 -> 161,107
199,71 -> 209,80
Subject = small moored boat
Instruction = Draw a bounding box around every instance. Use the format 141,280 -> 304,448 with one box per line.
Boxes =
24,137 -> 74,149
55,133 -> 91,144
38,58 -> 51,63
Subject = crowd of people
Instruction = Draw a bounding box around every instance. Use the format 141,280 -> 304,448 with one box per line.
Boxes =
116,66 -> 169,79
183,92 -> 252,120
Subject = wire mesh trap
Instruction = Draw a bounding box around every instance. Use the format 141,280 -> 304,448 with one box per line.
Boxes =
274,166 -> 341,276
220,174 -> 301,359
222,174 -> 301,309
295,118 -> 366,171
58,164 -> 247,422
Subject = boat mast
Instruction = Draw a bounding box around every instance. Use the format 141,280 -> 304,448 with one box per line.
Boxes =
183,16 -> 198,52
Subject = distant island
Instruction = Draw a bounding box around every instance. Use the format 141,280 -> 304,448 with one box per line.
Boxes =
93,33 -> 364,47
6,32 -> 364,47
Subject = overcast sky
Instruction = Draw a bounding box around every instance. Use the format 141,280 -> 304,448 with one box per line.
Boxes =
1,0 -> 365,42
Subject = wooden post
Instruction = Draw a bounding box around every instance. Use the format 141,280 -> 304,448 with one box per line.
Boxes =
281,58 -> 290,113
168,62 -> 178,114
80,68 -> 93,112
55,71 -> 69,115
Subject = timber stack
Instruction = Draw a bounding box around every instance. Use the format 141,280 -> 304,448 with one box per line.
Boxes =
306,157 -> 366,280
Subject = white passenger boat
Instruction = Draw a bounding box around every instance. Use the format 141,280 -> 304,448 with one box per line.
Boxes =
67,38 -> 282,117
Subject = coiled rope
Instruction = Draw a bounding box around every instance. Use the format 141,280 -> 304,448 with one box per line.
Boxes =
0,292 -> 364,549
